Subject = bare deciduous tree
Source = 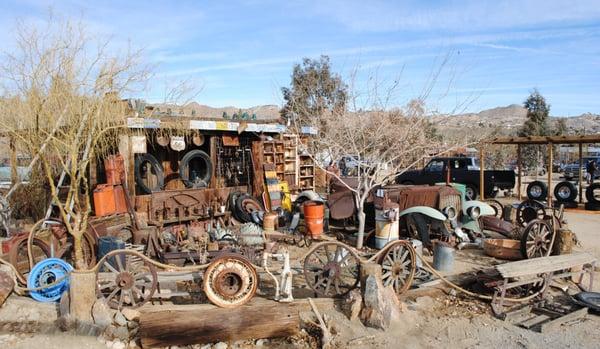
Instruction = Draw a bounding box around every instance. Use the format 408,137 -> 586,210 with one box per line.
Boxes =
285,65 -> 471,249
0,17 -> 150,268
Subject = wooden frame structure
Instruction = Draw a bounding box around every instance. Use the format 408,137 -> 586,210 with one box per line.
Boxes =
480,134 -> 600,203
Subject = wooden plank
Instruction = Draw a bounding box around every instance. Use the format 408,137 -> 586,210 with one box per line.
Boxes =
251,140 -> 264,197
139,300 -> 305,347
496,253 -> 596,278
540,307 -> 588,333
519,314 -> 550,329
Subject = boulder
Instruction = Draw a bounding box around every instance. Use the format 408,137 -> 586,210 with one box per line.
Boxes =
92,299 -> 113,328
121,308 -> 141,322
342,289 -> 362,321
0,265 -> 16,307
359,262 -> 401,330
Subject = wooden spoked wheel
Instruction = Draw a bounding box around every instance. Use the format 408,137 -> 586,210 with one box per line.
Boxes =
203,255 -> 258,308
377,240 -> 417,295
96,250 -> 158,310
303,242 -> 360,297
520,220 -> 554,259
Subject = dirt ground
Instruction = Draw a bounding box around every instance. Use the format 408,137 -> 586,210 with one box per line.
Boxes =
1,208 -> 600,349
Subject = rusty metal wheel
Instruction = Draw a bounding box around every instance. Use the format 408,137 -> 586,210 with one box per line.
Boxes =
303,241 -> 360,297
377,240 -> 416,295
8,236 -> 51,277
520,220 -> 554,259
96,250 -> 157,310
203,254 -> 258,308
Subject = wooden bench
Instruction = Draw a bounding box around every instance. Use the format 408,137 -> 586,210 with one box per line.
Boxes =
491,252 -> 596,316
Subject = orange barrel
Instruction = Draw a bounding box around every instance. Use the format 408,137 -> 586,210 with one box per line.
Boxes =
303,201 -> 325,238
112,185 -> 128,214
104,154 -> 125,185
93,184 -> 117,217
263,212 -> 278,232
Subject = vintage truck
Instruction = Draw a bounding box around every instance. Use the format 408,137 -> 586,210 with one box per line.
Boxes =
395,156 -> 515,199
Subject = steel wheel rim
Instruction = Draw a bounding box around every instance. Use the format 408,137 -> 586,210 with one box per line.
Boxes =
465,187 -> 475,200
303,242 -> 360,297
558,186 -> 571,199
203,255 -> 257,308
96,251 -> 157,310
377,240 -> 416,295
530,185 -> 542,198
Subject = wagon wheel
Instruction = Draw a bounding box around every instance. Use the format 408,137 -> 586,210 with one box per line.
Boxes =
96,250 -> 158,310
516,200 -> 545,227
303,241 -> 361,297
8,237 -> 51,277
203,254 -> 258,308
520,220 -> 554,259
376,240 -> 417,295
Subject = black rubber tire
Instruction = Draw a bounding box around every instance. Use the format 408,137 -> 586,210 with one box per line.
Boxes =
234,194 -> 263,223
465,184 -> 478,200
574,292 -> 600,312
526,181 -> 548,200
585,183 -> 600,204
179,149 -> 212,188
585,202 -> 600,211
135,153 -> 164,194
554,181 -> 577,202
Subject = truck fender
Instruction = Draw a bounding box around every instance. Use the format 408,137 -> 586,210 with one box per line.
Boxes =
463,200 -> 495,216
398,206 -> 447,221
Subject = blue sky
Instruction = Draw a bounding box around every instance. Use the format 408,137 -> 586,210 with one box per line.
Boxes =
2,0 -> 600,115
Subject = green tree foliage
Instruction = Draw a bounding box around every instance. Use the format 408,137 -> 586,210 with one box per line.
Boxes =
280,55 -> 347,125
518,90 -> 550,170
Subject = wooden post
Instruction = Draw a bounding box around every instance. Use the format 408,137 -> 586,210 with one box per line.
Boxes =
479,145 -> 485,200
251,140 -> 265,197
579,143 -> 583,204
548,143 -> 553,207
210,136 -> 218,189
517,144 -> 522,201
69,270 -> 97,323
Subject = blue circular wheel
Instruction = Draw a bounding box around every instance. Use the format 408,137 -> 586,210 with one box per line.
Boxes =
27,258 -> 73,302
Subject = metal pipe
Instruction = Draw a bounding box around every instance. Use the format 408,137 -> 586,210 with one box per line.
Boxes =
579,143 -> 583,204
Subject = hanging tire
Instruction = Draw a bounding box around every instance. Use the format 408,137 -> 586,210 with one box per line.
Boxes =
585,183 -> 600,204
135,154 -> 164,194
554,181 -> 577,202
527,181 -> 548,200
179,149 -> 212,188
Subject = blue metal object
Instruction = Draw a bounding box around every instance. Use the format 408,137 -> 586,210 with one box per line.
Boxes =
27,258 -> 73,302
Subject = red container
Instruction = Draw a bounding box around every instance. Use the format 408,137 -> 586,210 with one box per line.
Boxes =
303,201 -> 325,239
113,185 -> 128,214
94,184 -> 117,217
104,154 -> 125,185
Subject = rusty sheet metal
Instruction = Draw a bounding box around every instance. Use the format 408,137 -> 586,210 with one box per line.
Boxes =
329,190 -> 355,220
139,186 -> 247,224
222,135 -> 241,146
374,185 -> 461,212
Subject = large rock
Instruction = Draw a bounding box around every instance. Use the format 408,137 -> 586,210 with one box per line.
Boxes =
0,265 -> 16,307
342,289 -> 362,321
92,299 -> 113,328
359,263 -> 401,330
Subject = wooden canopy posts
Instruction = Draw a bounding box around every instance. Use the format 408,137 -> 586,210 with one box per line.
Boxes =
480,134 -> 600,203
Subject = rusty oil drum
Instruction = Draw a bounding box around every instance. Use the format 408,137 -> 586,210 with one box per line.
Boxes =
303,201 -> 325,238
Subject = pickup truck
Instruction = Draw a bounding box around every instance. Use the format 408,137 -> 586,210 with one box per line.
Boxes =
395,157 -> 515,199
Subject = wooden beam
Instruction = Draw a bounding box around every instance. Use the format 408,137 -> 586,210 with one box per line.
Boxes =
139,299 -> 307,347
488,134 -> 600,145
517,144 -> 522,201
479,146 -> 485,199
579,143 -> 583,204
251,140 -> 265,197
548,143 -> 553,207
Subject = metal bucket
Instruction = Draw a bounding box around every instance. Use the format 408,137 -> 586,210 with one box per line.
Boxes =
433,241 -> 454,272
410,239 -> 423,268
374,205 -> 399,249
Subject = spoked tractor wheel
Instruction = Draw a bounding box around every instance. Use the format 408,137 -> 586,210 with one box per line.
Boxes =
303,241 -> 361,297
376,240 -> 417,295
203,254 -> 258,308
96,250 -> 158,310
520,220 -> 555,259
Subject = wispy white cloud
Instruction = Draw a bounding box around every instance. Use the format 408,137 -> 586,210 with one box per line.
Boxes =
306,0 -> 600,32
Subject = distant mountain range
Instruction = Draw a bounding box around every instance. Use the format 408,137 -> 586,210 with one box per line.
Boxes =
147,101 -> 600,134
